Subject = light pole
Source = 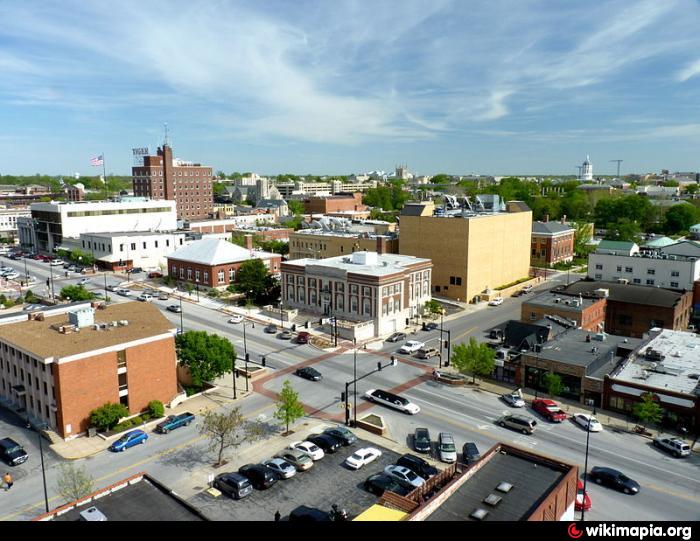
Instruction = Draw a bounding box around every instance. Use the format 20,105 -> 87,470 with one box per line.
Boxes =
36,423 -> 49,513
103,272 -> 108,304
244,353 -> 250,392
23,256 -> 29,287
353,338 -> 357,426
178,291 -> 184,334
232,349 -> 237,400
345,356 -> 397,426
581,406 -> 596,522
439,309 -> 445,369
279,299 -> 284,328
243,319 -> 248,356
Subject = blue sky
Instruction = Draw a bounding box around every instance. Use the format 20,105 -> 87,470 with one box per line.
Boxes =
2,0 -> 700,176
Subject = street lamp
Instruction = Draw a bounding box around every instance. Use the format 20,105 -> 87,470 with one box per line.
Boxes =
581,406 -> 596,522
345,355 -> 398,426
232,348 -> 237,400
353,338 -> 357,426
244,353 -> 250,392
178,289 -> 184,334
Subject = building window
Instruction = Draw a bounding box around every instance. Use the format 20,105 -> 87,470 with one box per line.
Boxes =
336,294 -> 344,311
633,278 -> 641,284
204,272 -> 209,283
625,267 -> 633,273
131,243 -> 136,251
393,298 -> 400,312
155,241 -> 159,248
195,270 -> 200,282
229,268 -> 235,282
671,281 -> 679,288
671,271 -> 680,277
218,270 -> 224,283
180,268 -> 184,279
595,274 -> 602,280
595,264 -> 603,270
647,269 -> 655,275
646,279 -> 654,285
187,268 -> 192,280
530,312 -> 537,320
616,266 -> 622,272
351,296 -> 358,313
363,298 -> 371,315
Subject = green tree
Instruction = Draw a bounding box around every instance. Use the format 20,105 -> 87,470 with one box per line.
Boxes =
213,182 -> 228,197
424,299 -> 442,315
451,338 -> 496,384
175,331 -> 234,388
605,217 -> 642,242
147,400 -> 165,418
60,285 -> 95,301
632,392 -> 664,430
55,463 -> 95,503
684,184 -> 699,195
543,372 -> 564,397
89,403 -> 129,431
287,200 -> 305,215
663,204 -> 700,235
573,222 -> 593,257
236,259 -> 270,302
274,379 -> 306,434
199,407 -> 265,466
430,173 -> 451,184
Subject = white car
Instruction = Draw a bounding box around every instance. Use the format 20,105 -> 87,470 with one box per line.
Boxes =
344,447 -> 382,470
289,440 -> 325,461
399,340 -> 425,354
228,315 -> 244,324
116,288 -> 132,297
3,272 -> 19,280
573,413 -> 603,432
501,392 -> 526,408
365,389 -> 420,415
488,297 -> 504,306
137,293 -> 153,302
77,278 -> 90,286
49,259 -> 64,266
384,465 -> 425,488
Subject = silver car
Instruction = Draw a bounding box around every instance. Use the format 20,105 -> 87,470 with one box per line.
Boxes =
438,432 -> 457,463
262,458 -> 297,479
384,465 -> 425,489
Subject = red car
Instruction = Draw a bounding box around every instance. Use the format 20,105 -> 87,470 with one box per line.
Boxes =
296,331 -> 310,344
147,271 -> 163,279
532,399 -> 567,422
576,480 -> 592,511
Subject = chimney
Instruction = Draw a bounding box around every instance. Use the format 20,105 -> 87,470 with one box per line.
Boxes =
375,236 -> 388,255
544,214 -> 549,223
561,214 -> 567,224
245,234 -> 254,250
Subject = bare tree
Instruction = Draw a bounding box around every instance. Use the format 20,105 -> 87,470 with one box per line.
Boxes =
55,462 -> 94,503
199,407 -> 268,466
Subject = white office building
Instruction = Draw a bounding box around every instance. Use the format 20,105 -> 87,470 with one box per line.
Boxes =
0,207 -> 31,240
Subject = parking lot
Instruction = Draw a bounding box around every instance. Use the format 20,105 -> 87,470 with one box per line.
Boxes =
190,436 -> 404,521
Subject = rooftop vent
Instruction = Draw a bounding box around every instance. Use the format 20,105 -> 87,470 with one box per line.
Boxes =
470,508 -> 489,521
496,482 -> 513,493
483,494 -> 502,506
79,506 -> 107,522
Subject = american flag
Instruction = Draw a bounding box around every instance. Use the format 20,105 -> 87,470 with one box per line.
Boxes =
90,155 -> 104,167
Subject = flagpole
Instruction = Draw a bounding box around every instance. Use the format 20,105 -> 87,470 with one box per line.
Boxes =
102,152 -> 106,185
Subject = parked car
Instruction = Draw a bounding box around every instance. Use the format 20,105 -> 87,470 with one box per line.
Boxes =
423,322 -> 438,331
308,434 -> 342,454
365,388 -> 420,415
116,288 -> 132,297
386,332 -> 407,343
155,412 -> 195,434
522,284 -> 533,293
275,449 -> 313,471
323,426 -> 357,446
295,366 -> 322,381
49,259 -> 64,266
289,441 -> 324,461
588,467 -> 640,495
137,293 -> 153,302
345,447 -> 382,470
532,399 -> 567,422
129,267 -> 144,274
3,272 -> 19,280
501,392 -> 526,408
396,453 -> 438,479
488,297 -> 504,306
213,472 -> 253,499
384,465 -> 425,489
413,428 -> 431,454
574,479 -> 592,511
296,331 -> 310,344
147,271 -> 163,279
653,435 -> 691,458
461,442 -> 481,465
106,284 -> 118,292
363,473 -> 410,497
512,289 -> 525,297
288,506 -> 331,522
264,323 -> 278,334
238,464 -> 278,490
498,414 -> 537,434
263,457 -> 297,479
0,437 -> 28,466
415,347 -> 439,359
399,340 -> 424,354
228,315 -> 244,324
437,432 -> 457,463
279,330 -> 294,340
166,304 -> 182,313
109,429 -> 148,452
573,413 -> 603,432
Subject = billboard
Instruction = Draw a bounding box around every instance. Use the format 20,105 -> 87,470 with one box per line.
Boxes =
132,147 -> 149,166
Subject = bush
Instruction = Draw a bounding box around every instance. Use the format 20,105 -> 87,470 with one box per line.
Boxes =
207,289 -> 220,298
148,400 -> 164,418
89,403 -> 129,431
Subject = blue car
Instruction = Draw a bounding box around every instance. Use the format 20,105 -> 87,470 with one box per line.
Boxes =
110,429 -> 148,452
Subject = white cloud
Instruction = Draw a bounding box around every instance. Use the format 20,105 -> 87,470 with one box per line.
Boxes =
677,59 -> 700,82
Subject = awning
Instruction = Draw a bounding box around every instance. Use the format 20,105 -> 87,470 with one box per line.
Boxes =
353,504 -> 408,521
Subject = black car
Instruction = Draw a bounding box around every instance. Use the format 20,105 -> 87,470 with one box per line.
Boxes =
213,472 -> 253,499
413,428 -> 432,454
289,506 -> 331,522
295,367 -> 322,381
423,322 -> 438,331
0,437 -> 28,466
588,467 -> 640,495
364,473 -> 410,497
396,453 -> 438,479
238,463 -> 278,490
323,426 -> 357,446
461,442 -> 481,465
128,267 -> 144,274
264,324 -> 278,334
386,332 -> 407,343
308,434 -> 342,454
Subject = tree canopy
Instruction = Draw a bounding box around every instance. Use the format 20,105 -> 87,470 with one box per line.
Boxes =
175,331 -> 234,387
362,181 -> 410,211
60,285 -> 95,301
451,337 -> 495,383
274,379 -> 306,434
663,204 -> 700,235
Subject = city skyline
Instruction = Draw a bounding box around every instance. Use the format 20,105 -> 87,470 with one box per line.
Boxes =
2,0 -> 700,175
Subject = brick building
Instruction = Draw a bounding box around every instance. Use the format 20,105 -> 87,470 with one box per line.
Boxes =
531,219 -> 575,267
0,302 -> 178,440
132,144 -> 213,220
302,193 -> 366,214
167,237 -> 281,289
521,291 -> 606,331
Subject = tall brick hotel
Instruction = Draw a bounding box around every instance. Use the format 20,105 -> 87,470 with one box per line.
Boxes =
132,143 -> 213,220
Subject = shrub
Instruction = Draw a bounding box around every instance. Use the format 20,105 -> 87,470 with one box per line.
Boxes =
147,400 -> 164,418
89,403 -> 129,431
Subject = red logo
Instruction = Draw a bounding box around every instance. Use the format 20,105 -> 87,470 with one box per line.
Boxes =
568,523 -> 584,539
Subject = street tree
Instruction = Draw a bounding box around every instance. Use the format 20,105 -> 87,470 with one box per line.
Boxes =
451,338 -> 495,384
573,222 -> 593,257
632,392 -> 664,431
60,285 -> 95,301
55,462 -> 95,503
236,259 -> 269,301
274,379 -> 305,435
199,407 -> 265,466
287,200 -> 305,215
543,372 -> 564,397
424,299 -> 442,315
175,331 -> 234,388
663,204 -> 700,235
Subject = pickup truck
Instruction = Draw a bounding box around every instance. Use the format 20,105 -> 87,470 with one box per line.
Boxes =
155,412 -> 195,434
532,399 -> 567,422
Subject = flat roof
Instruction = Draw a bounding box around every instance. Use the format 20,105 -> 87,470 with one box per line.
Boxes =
532,329 -> 642,369
0,302 -> 175,361
613,329 -> 700,396
283,252 -> 431,277
561,281 -> 686,308
523,291 -> 603,312
424,447 -> 570,521
38,473 -> 207,521
292,229 -> 394,239
84,230 -> 182,238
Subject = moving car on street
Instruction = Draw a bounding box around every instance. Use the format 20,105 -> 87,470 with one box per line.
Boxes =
295,366 -> 322,381
576,480 -> 592,511
77,278 -> 89,286
532,399 -> 567,422
344,447 -> 382,470
0,437 -> 28,466
653,435 -> 691,457
498,414 -> 537,434
488,297 -> 504,306
166,304 -> 182,313
573,413 -> 603,432
109,429 -> 148,452
501,392 -> 526,408
116,288 -> 132,297
137,293 -> 153,302
365,389 -> 420,415
264,323 -> 278,334
386,332 -> 407,343
279,330 -> 294,340
587,467 -> 640,495
296,331 -> 310,344
228,315 -> 244,324
399,340 -> 424,354
415,347 -> 439,359
155,412 -> 195,434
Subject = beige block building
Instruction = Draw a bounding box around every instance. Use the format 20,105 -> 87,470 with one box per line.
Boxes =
398,200 -> 532,302
289,230 -> 398,260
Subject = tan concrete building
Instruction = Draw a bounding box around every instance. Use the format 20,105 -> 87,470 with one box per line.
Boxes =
289,230 -> 398,260
398,200 -> 532,302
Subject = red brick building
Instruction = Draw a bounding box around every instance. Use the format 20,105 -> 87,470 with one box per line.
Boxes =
531,219 -> 575,266
132,144 -> 213,221
521,291 -> 606,331
0,302 -> 178,439
167,237 -> 281,289
303,192 -> 366,214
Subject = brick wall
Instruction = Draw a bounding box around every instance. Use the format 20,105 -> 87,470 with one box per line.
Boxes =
124,337 -> 177,414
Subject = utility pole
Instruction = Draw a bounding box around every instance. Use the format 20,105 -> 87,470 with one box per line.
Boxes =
610,159 -> 623,178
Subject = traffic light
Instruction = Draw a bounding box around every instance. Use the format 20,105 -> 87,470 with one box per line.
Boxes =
292,324 -> 296,332
46,278 -> 50,287
261,356 -> 266,367
319,318 -> 323,325
444,340 -> 449,349
305,321 -> 310,329
245,353 -> 250,362
377,361 -> 382,371
340,391 -> 346,403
